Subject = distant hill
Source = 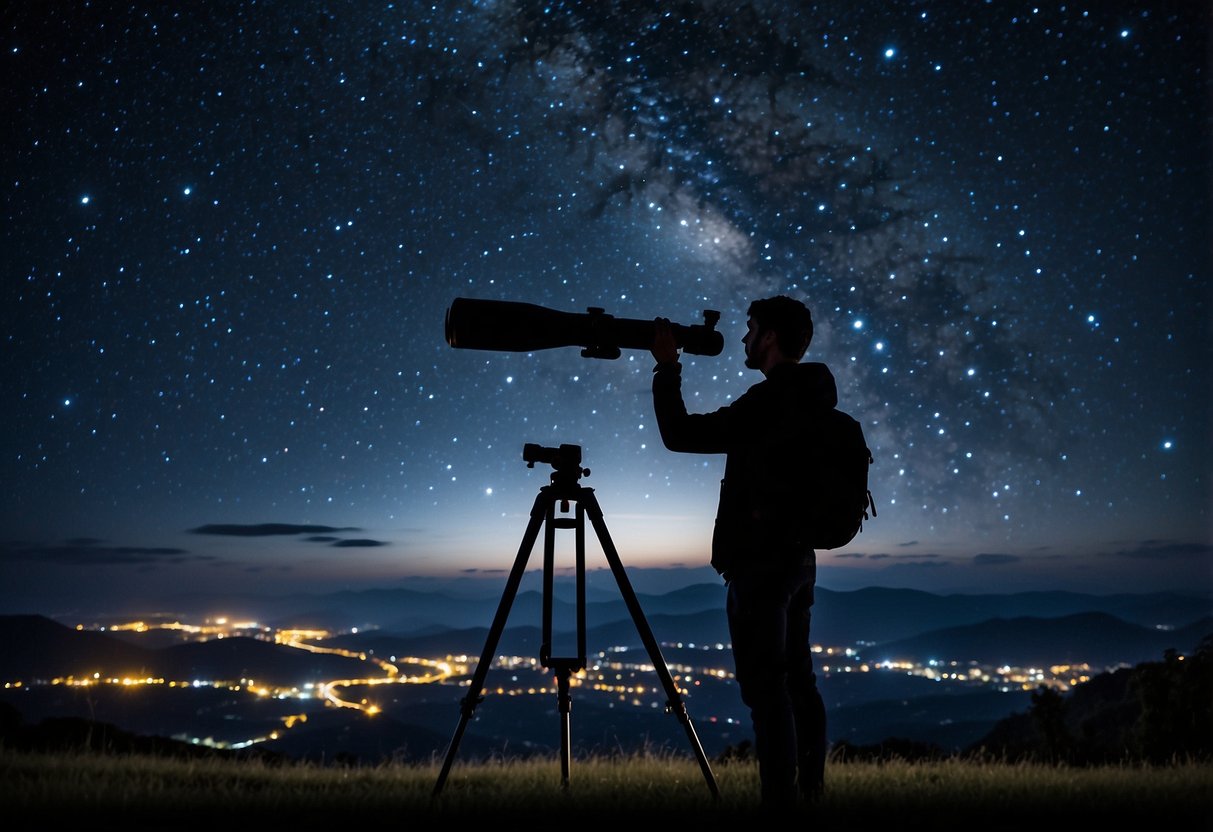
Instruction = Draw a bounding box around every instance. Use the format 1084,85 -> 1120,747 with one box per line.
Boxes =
810,586 -> 1211,645
0,700 -> 281,763
316,595 -> 1211,675
319,610 -> 1213,700
830,688 -> 1037,751
87,577 -> 1209,643
288,582 -> 1212,648
153,636 -> 373,687
0,615 -> 372,687
333,624 -> 550,660
4,584 -> 1209,757
4,605 -> 1209,768
865,612 -> 1213,668
320,607 -> 731,661
0,615 -> 156,680
8,589 -> 1209,692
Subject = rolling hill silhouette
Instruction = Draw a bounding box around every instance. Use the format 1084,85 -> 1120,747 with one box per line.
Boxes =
0,615 -> 370,686
861,612 -> 1213,667
1,586 -> 1208,766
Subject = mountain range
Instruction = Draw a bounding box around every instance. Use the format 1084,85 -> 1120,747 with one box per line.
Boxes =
4,582 -> 1210,682
1,582 -> 1208,764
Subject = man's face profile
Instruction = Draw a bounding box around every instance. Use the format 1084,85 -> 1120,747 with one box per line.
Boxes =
743,317 -> 770,370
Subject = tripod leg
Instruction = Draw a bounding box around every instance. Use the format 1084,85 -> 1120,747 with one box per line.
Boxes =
554,664 -> 574,789
582,488 -> 721,800
433,488 -> 552,797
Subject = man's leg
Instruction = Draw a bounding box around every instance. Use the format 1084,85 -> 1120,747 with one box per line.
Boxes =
727,571 -> 799,807
787,572 -> 827,798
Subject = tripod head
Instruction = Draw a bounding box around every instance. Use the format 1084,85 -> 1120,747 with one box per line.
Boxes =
523,443 -> 589,488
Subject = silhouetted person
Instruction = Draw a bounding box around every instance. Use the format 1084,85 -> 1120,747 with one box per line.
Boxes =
650,296 -> 830,809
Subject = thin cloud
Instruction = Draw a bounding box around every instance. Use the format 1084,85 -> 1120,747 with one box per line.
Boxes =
242,564 -> 295,574
972,553 -> 1021,567
331,539 -> 388,548
884,561 -> 951,572
190,523 -> 360,537
868,552 -> 944,562
0,540 -> 205,567
1112,540 -> 1213,560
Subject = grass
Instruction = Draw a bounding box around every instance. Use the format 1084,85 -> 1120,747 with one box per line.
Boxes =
2,748 -> 1210,828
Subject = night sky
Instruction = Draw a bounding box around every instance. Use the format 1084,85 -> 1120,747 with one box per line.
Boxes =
3,1 -> 1210,616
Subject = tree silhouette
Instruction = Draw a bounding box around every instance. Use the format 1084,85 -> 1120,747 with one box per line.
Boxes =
1028,686 -> 1072,763
974,638 -> 1213,764
1131,637 -> 1213,762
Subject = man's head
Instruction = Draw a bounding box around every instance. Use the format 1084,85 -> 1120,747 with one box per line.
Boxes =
744,296 -> 813,370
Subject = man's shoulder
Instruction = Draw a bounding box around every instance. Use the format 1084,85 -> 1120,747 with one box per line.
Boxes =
759,362 -> 839,409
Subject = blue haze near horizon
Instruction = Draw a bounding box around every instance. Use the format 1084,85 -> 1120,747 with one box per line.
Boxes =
2,2 -> 1210,616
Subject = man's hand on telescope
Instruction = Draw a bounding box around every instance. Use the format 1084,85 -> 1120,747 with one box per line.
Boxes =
650,317 -> 680,365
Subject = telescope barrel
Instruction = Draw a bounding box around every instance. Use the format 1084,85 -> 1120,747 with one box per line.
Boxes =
444,297 -> 723,359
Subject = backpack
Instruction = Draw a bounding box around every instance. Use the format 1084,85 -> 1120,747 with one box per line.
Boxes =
803,407 -> 877,550
741,402 -> 877,555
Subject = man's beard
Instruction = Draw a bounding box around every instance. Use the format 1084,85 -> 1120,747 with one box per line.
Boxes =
743,340 -> 764,370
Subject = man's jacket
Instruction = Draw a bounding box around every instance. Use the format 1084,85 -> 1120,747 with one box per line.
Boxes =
652,359 -> 838,578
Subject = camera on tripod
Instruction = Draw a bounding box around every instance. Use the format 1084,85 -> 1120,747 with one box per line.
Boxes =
522,442 -> 585,474
445,297 -> 723,360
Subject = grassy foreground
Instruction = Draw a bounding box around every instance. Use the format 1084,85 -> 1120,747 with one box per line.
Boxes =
2,749 -> 1210,828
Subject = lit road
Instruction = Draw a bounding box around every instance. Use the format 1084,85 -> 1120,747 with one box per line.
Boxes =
12,618 -> 1097,751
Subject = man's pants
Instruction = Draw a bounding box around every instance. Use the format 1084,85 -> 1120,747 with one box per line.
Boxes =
726,561 -> 827,805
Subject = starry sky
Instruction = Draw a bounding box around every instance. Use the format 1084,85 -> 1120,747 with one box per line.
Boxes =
3,1 -> 1210,616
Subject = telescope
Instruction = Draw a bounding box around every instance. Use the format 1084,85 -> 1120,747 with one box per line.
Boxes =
444,297 -> 723,360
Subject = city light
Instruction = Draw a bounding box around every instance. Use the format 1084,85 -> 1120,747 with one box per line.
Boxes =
1,615 -> 1115,752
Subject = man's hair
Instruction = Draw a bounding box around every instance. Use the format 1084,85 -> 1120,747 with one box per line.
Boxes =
747,295 -> 814,359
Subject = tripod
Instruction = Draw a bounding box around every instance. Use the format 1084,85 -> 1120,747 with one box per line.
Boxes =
432,443 -> 719,798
